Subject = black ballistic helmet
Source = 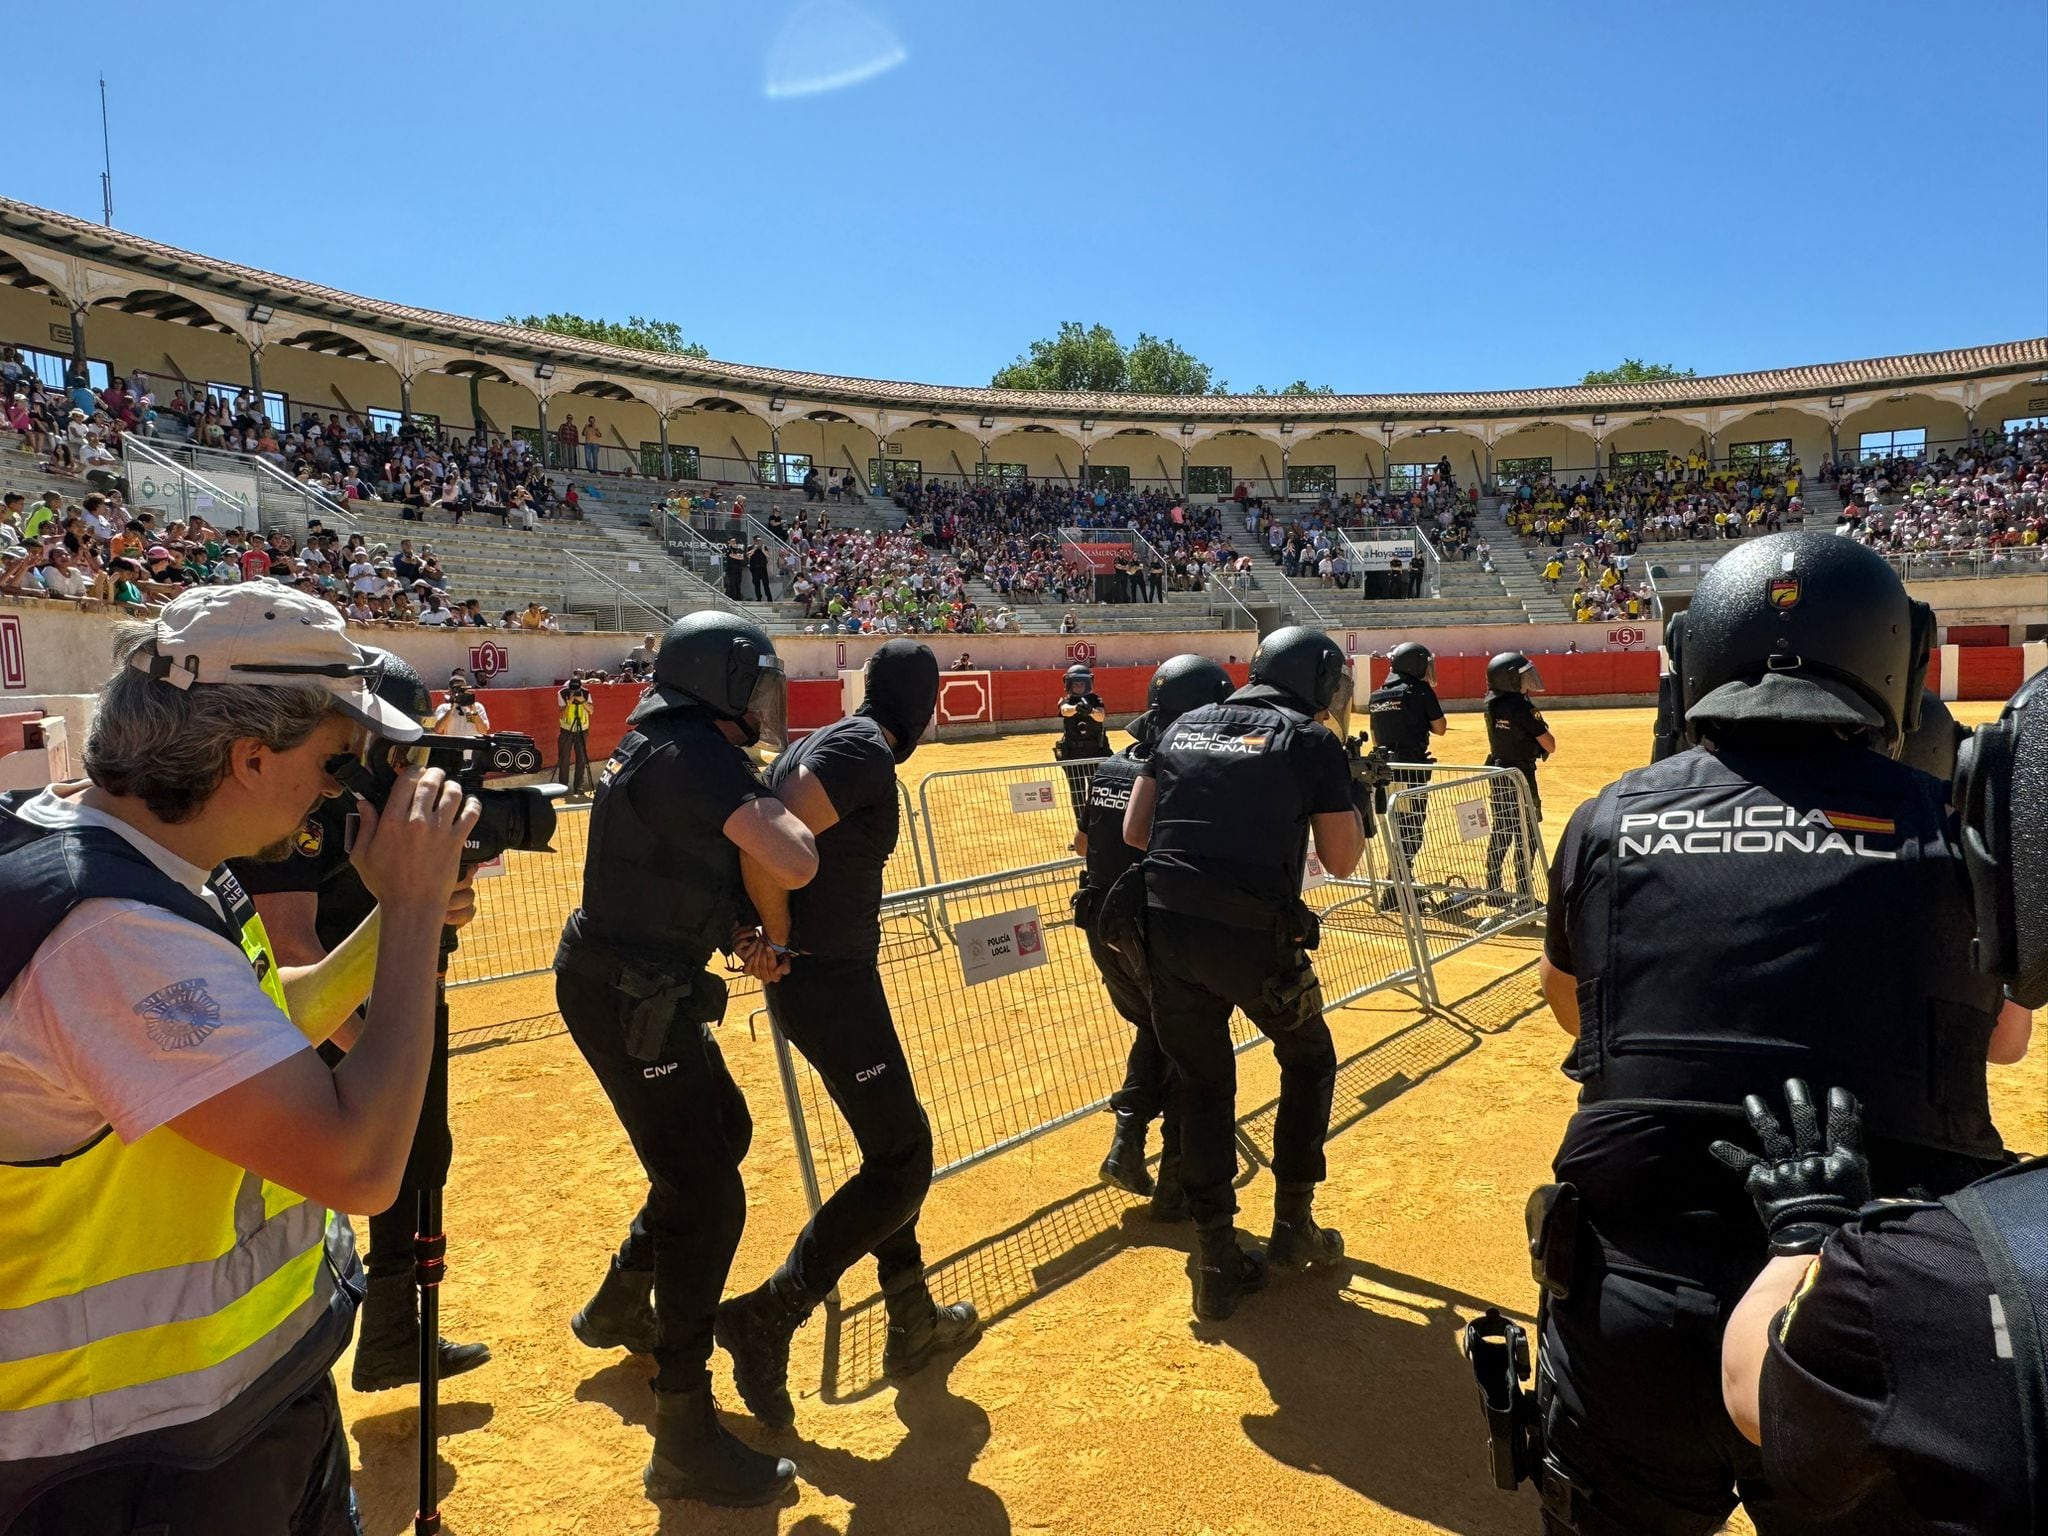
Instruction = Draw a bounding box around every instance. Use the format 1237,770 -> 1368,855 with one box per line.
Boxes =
1897,689 -> 1968,783
1248,626 -> 1349,715
359,646 -> 432,723
1130,654 -> 1234,747
1681,531 -> 1931,751
1064,664 -> 1094,693
1953,666 -> 2048,1007
1487,652 -> 1543,694
631,610 -> 783,726
1388,642 -> 1434,682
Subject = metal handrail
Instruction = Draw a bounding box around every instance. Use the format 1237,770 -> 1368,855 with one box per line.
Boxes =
170,440 -> 358,538
557,549 -> 677,630
122,436 -> 252,530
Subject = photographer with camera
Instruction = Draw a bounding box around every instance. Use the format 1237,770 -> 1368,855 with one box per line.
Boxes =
1494,534 -> 2029,1536
432,671 -> 490,737
0,584 -> 478,1533
1119,627 -> 1366,1320
557,671 -> 595,799
230,648 -> 493,1397
555,612 -> 818,1508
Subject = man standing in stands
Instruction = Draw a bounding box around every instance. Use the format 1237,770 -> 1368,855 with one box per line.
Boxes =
721,538 -> 746,602
747,539 -> 772,602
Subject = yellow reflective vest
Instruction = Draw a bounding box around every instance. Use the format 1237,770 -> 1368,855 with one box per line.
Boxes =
0,813 -> 353,1490
559,695 -> 591,732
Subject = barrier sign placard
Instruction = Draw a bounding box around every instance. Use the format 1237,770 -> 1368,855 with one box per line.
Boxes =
1301,849 -> 1329,892
1454,798 -> 1492,842
1009,781 -> 1060,813
957,906 -> 1048,988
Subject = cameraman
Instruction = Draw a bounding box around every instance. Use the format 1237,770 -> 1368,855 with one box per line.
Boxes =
432,671 -> 490,737
557,671 -> 595,799
0,585 -> 477,1533
231,648 -> 492,1397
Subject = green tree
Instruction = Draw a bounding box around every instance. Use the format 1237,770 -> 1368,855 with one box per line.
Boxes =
990,322 -> 1131,392
1243,379 -> 1336,397
505,312 -> 710,359
1580,358 -> 1695,385
1124,332 -> 1214,395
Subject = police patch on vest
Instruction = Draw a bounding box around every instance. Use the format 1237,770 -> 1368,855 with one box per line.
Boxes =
293,818 -> 324,858
1618,804 -> 1898,859
1176,727 -> 1271,755
136,977 -> 223,1049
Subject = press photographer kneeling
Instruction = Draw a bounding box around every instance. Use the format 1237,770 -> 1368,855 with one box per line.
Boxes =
0,585 -> 480,1534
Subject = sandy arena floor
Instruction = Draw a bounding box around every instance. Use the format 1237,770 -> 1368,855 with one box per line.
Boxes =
339,704 -> 2041,1536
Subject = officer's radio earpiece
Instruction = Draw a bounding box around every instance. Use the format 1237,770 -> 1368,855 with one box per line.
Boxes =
1954,667 -> 2048,1007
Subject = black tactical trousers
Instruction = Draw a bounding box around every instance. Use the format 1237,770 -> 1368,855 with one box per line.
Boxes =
1085,925 -> 1176,1144
766,956 -> 932,1294
1484,764 -> 1540,895
9,1374 -> 356,1536
554,729 -> 591,795
1144,909 -> 1336,1226
1537,1234 -> 1817,1536
557,966 -> 751,1394
1387,763 -> 1433,873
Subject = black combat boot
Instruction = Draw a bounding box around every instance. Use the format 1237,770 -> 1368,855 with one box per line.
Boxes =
1190,1220 -> 1268,1321
714,1266 -> 822,1429
643,1385 -> 796,1506
349,1274 -> 492,1392
1099,1110 -> 1154,1197
880,1269 -> 982,1378
1267,1181 -> 1345,1271
571,1257 -> 658,1355
1150,1154 -> 1191,1223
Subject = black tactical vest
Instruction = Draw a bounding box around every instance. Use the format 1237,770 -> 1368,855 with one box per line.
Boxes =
1080,750 -> 1144,890
1564,742 -> 2004,1159
570,711 -> 745,966
1146,699 -> 1322,919
1059,694 -> 1111,758
1945,1160 -> 2048,1521
1367,676 -> 1436,762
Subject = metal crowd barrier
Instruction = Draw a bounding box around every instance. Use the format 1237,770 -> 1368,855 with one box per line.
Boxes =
448,780 -> 927,990
915,756 -> 1108,885
1380,765 -> 1548,967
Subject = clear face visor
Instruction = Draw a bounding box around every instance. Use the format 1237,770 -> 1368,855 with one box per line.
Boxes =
1521,662 -> 1547,694
1422,656 -> 1438,686
744,657 -> 787,753
1326,667 -> 1356,736
1067,671 -> 1093,695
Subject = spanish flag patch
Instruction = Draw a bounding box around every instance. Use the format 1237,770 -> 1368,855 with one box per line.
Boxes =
1822,811 -> 1896,836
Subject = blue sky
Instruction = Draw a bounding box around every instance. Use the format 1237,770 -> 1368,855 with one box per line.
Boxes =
11,0 -> 2046,393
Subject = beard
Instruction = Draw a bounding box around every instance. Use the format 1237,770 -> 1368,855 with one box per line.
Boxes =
251,833 -> 299,864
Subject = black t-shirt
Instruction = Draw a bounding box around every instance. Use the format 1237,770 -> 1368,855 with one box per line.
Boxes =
1142,698 -> 1353,915
1366,676 -> 1443,761
1079,751 -> 1144,889
230,795 -> 370,954
1761,1206 -> 2027,1533
1485,690 -> 1549,771
767,715 -> 899,960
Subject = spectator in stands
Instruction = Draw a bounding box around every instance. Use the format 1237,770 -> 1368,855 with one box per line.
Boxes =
721,537 -> 746,600
801,466 -> 824,502
748,538 -> 772,601
580,416 -> 601,472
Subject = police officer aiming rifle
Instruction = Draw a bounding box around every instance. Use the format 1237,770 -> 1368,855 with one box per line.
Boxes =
1074,654 -> 1234,1215
1055,663 -> 1110,816
1482,651 -> 1554,904
1119,626 -> 1367,1321
1366,642 -> 1446,909
554,612 -> 819,1508
716,640 -> 983,1430
1473,532 -> 2031,1536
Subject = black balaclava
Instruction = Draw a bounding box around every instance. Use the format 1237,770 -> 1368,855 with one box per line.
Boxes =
857,640 -> 940,763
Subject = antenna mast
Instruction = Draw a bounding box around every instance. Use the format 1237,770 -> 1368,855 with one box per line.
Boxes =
98,75 -> 114,228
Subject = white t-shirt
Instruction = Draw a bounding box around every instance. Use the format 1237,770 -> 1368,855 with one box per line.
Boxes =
431,700 -> 490,736
0,788 -> 304,1162
415,604 -> 455,627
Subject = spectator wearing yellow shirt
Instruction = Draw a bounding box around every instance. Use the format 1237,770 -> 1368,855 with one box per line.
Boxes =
1543,557 -> 1563,588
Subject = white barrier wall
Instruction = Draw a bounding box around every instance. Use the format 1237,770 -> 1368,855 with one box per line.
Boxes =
0,599 -> 1662,696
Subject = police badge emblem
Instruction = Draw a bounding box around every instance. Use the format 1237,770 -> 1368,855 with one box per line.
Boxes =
1767,575 -> 1801,610
294,817 -> 324,858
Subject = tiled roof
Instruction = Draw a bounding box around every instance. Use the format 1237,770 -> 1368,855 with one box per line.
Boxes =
5,197 -> 2044,422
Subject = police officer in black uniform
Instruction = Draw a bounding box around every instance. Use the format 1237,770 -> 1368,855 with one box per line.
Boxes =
1526,531 -> 2029,1535
1121,626 -> 1367,1320
715,640 -> 981,1431
555,612 -> 819,1508
1366,642 -> 1446,901
1076,654 -> 1234,1213
1054,663 -> 1111,816
231,649 -> 492,1396
1482,651 -> 1554,902
1710,1078 -> 2040,1536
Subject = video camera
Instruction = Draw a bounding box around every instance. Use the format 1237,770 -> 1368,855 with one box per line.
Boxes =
1344,735 -> 1394,836
1462,667 -> 2048,1494
338,730 -> 559,868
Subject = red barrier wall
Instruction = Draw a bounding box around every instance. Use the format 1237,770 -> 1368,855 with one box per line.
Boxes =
1955,646 -> 2025,700
1946,625 -> 2008,648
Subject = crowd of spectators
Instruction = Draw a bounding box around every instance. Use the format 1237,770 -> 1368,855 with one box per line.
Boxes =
1502,455 -> 1800,548
1827,428 -> 2047,566
1234,457 -> 1477,599
1537,543 -> 1655,624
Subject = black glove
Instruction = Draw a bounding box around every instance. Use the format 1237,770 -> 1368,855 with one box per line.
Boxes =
1710,1079 -> 1871,1257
